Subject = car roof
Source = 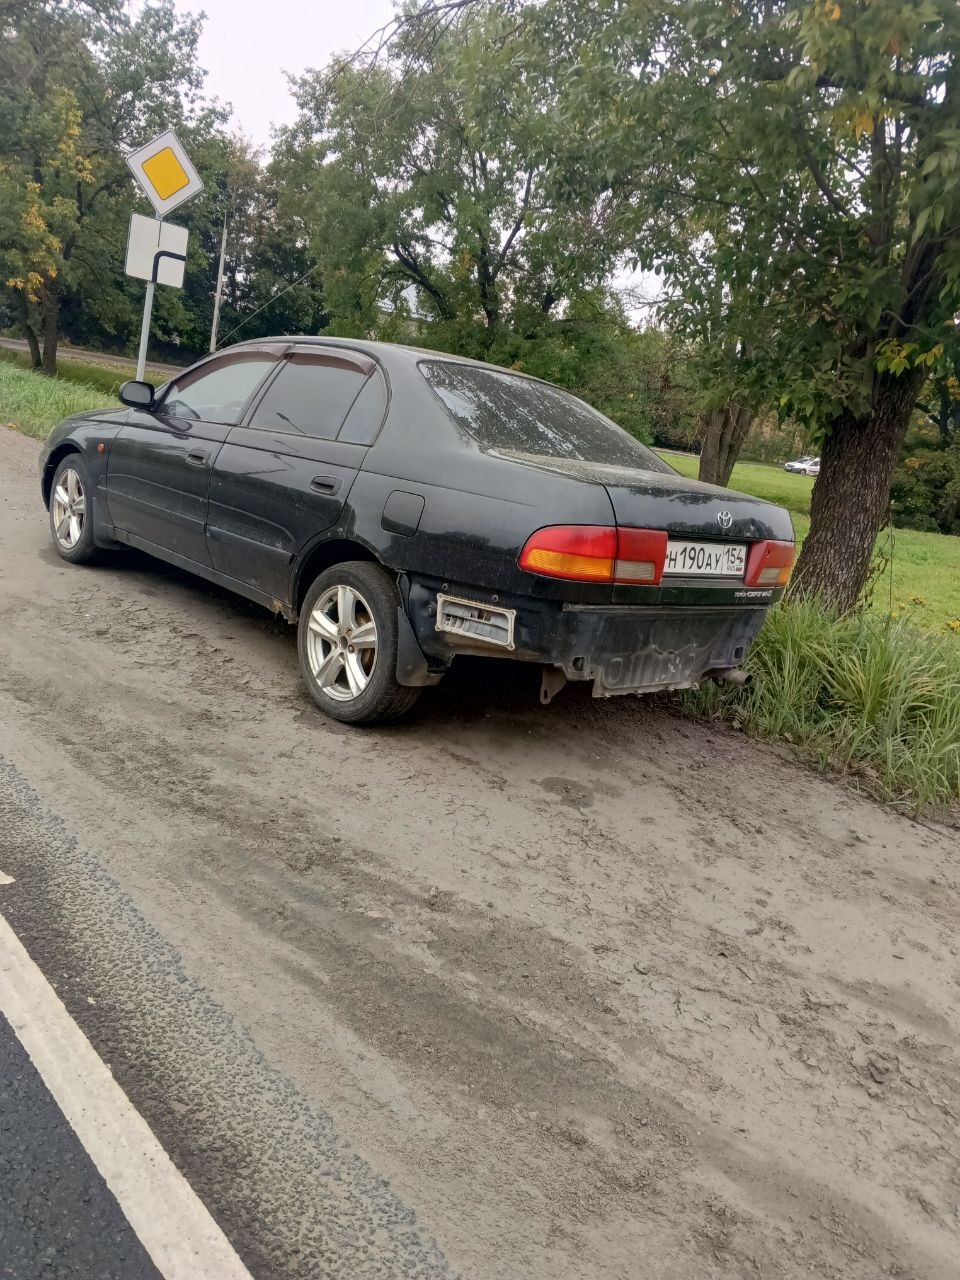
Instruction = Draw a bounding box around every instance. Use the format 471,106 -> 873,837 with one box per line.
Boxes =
226,334 -> 556,387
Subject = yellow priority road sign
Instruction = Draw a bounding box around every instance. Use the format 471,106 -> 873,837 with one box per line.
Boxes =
125,129 -> 202,218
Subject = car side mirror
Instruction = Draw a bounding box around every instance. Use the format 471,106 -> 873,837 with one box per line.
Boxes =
119,380 -> 156,410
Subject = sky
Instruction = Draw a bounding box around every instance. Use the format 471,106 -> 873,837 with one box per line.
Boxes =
175,0 -> 397,148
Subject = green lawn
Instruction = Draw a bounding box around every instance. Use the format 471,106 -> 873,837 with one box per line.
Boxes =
660,450 -> 960,633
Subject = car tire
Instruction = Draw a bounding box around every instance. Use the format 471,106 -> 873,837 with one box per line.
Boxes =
48,453 -> 98,565
297,561 -> 421,725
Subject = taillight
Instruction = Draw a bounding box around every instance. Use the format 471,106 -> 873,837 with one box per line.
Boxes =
519,526 -> 667,584
519,525 -> 617,582
614,527 -> 668,584
745,540 -> 795,587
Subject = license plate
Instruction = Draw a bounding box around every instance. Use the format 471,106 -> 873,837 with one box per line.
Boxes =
663,540 -> 746,578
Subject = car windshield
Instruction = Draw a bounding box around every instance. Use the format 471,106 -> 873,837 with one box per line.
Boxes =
420,361 -> 675,473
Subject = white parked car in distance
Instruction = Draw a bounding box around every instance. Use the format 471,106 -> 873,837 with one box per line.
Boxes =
783,456 -> 820,475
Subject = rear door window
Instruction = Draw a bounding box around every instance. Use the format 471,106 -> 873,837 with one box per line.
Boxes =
249,352 -> 373,440
420,360 -> 674,472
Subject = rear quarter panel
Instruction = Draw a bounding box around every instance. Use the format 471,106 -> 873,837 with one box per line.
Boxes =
348,364 -> 619,604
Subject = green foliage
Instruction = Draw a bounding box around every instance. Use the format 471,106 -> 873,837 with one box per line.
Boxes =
0,1 -> 323,368
0,359 -> 113,438
510,0 -> 960,605
890,426 -> 960,533
520,0 -> 960,427
276,4 -> 623,350
0,343 -> 165,394
685,600 -> 960,812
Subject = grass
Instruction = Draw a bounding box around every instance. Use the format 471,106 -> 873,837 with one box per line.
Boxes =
0,345 -> 136,397
0,359 -> 116,439
685,599 -> 960,812
660,450 -> 960,634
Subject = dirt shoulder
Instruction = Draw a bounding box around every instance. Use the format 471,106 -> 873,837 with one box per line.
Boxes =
1,424 -> 958,1279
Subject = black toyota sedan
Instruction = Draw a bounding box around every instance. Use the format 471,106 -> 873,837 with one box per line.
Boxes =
39,337 -> 795,723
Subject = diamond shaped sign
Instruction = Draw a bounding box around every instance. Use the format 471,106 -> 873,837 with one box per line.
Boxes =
125,129 -> 203,218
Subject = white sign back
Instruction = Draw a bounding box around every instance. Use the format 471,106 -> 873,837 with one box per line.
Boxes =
125,214 -> 188,288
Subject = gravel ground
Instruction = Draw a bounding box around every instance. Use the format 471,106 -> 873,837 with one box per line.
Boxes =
0,423 -> 958,1279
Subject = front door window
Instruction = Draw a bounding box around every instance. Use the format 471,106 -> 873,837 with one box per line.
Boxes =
161,353 -> 278,424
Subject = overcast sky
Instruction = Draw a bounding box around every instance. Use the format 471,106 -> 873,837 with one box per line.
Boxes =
175,0 -> 397,148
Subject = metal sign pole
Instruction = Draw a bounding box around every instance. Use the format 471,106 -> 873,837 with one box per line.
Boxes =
135,279 -> 155,382
135,212 -> 164,382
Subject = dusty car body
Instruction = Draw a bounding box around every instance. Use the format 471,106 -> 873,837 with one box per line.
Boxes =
39,336 -> 795,722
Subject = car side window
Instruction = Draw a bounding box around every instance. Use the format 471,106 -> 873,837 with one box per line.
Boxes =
160,353 -> 278,425
338,370 -> 387,445
248,353 -> 372,440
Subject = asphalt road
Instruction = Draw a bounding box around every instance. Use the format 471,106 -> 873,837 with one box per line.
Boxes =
0,335 -> 182,377
0,422 -> 958,1279
0,1010 -> 163,1280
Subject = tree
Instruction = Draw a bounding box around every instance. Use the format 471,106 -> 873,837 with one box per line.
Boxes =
275,3 -> 625,353
0,0 -> 222,374
516,0 -> 960,610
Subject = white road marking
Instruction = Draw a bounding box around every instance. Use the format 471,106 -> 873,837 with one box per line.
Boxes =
0,871 -> 14,885
0,911 -> 254,1280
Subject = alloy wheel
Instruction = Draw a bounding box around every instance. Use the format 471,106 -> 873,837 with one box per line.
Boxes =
305,583 -> 378,701
52,468 -> 85,549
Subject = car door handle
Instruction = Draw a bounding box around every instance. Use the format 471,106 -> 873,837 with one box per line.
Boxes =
310,475 -> 341,495
186,449 -> 209,466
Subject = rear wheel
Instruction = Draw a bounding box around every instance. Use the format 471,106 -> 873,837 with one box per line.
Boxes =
49,454 -> 97,564
297,561 -> 421,724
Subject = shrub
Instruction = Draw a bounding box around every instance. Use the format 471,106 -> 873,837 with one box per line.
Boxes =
685,599 -> 960,813
889,427 -> 960,535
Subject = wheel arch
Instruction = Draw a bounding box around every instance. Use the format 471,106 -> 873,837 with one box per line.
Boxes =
291,537 -> 382,616
41,442 -> 83,506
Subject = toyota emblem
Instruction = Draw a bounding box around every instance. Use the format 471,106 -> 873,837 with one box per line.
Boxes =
717,510 -> 733,531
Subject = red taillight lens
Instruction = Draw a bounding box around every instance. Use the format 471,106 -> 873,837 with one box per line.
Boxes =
745,539 -> 795,588
519,526 -> 667,584
615,527 -> 668,584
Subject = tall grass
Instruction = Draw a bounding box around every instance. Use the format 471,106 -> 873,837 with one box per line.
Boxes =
0,361 -> 115,440
687,599 -> 960,812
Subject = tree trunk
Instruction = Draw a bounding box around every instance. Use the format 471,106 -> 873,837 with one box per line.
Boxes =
698,404 -> 754,486
40,278 -> 59,377
17,293 -> 42,367
790,369 -> 926,612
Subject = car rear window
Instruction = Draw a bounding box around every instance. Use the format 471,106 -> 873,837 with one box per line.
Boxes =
420,361 -> 674,472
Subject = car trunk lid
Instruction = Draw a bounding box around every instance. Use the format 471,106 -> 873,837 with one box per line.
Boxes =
497,452 -> 793,543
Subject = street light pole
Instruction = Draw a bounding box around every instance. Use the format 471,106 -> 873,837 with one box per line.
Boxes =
209,209 -> 228,352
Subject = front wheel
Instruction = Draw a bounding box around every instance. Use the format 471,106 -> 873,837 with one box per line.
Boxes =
49,454 -> 98,564
297,562 -> 421,725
